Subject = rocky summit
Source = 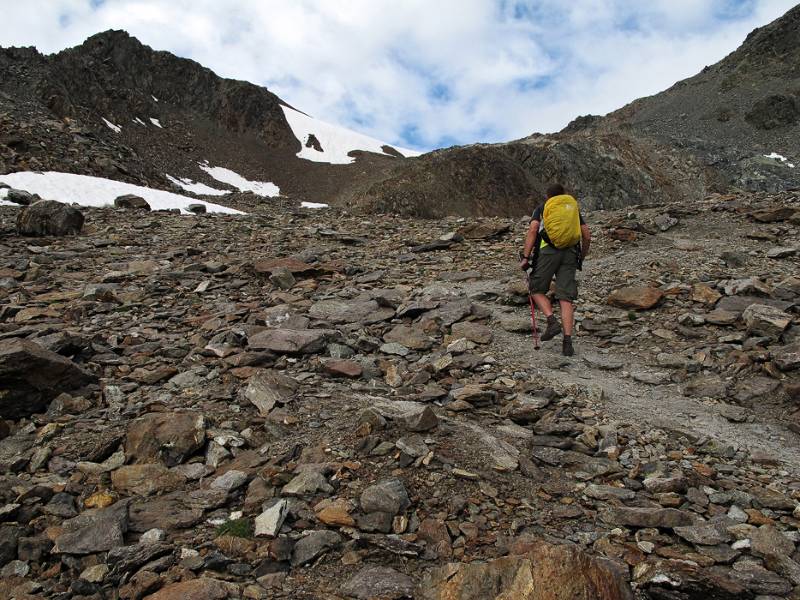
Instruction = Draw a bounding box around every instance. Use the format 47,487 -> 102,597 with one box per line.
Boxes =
1,4 -> 800,600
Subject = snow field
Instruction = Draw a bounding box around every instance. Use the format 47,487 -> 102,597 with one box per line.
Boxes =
166,174 -> 229,196
280,105 -> 420,164
198,163 -> 280,197
0,172 -> 245,215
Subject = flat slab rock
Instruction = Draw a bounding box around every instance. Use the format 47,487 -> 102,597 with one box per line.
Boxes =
341,566 -> 415,599
53,500 -> 129,555
599,506 -> 695,529
247,328 -> 337,354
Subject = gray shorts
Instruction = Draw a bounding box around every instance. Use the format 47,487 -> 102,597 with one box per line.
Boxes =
529,245 -> 578,301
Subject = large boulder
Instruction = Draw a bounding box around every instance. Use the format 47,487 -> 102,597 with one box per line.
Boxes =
125,412 -> 206,467
5,189 -> 37,206
114,194 -> 151,210
0,338 -> 96,419
16,199 -> 84,236
420,539 -> 633,599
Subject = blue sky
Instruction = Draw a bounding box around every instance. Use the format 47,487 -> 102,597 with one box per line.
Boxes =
1,0 -> 797,151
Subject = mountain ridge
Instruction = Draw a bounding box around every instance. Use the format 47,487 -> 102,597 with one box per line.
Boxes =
2,8 -> 799,217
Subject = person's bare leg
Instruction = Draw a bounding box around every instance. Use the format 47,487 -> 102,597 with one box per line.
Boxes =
559,300 -> 575,335
532,293 -> 553,316
534,293 -> 562,341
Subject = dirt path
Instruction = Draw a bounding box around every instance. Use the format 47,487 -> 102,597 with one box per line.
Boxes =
485,285 -> 800,474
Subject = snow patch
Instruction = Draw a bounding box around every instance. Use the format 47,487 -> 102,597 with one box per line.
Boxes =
300,201 -> 329,209
102,118 -> 121,133
281,105 -> 421,164
198,163 -> 280,197
166,174 -> 229,196
764,152 -> 795,168
0,172 -> 245,215
0,188 -> 16,206
150,118 -> 163,128
133,118 -> 147,126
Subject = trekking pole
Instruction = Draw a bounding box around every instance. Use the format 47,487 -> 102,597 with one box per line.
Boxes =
519,252 -> 541,350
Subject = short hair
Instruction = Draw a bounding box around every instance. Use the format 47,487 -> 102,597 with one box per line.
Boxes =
546,183 -> 565,198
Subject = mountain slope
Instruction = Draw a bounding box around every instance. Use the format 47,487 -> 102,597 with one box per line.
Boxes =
0,30 -> 417,208
356,5 -> 800,216
2,6 -> 799,219
600,3 -> 800,192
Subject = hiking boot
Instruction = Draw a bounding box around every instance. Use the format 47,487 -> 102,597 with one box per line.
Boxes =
562,336 -> 574,357
541,315 -> 561,342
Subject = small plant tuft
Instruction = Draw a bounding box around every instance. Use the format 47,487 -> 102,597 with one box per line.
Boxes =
215,517 -> 252,538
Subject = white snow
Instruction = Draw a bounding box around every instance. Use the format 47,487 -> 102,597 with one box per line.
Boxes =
198,163 -> 280,197
300,201 -> 329,209
102,118 -> 121,133
133,117 -> 147,126
280,105 -> 421,164
150,118 -> 163,128
764,152 -> 796,168
166,174 -> 229,196
0,172 -> 245,215
0,188 -> 16,206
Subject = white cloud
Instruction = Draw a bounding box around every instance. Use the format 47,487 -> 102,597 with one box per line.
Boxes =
0,0 -> 796,150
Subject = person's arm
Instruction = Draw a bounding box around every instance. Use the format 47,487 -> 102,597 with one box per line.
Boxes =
580,224 -> 591,258
520,220 -> 539,269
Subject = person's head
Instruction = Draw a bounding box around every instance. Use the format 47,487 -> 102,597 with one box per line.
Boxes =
546,183 -> 565,199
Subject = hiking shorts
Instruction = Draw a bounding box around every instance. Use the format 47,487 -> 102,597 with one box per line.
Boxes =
529,245 -> 579,301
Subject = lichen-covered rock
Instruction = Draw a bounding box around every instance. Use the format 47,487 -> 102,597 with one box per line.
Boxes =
420,540 -> 633,600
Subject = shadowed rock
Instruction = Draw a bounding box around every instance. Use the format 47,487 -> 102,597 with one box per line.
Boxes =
16,199 -> 84,236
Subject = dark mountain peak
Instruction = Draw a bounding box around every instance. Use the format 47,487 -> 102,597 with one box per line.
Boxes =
738,3 -> 800,62
80,28 -> 136,47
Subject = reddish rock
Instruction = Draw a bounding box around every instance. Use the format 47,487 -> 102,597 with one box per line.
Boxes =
324,359 -> 363,378
607,286 -> 664,310
125,412 -> 206,467
143,577 -> 234,600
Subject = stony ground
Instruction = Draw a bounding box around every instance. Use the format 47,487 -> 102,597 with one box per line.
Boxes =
0,189 -> 799,599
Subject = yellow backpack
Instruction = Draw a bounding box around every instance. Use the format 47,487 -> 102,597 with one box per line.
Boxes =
542,194 -> 581,248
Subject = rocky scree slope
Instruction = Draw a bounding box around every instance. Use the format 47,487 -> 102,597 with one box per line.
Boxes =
0,186 -> 798,598
0,30 -> 410,206
596,3 -> 800,194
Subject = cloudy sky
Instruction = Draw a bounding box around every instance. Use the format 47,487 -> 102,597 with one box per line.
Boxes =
1,0 -> 796,151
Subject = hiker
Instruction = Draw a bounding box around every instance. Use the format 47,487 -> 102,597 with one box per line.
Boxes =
519,183 -> 591,356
